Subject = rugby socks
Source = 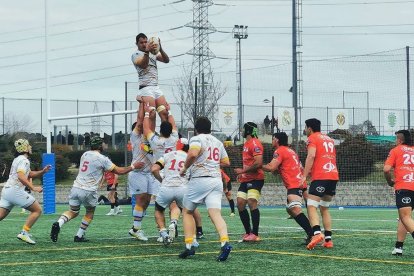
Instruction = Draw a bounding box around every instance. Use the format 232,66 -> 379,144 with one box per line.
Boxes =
251,208 -> 260,236
57,215 -> 69,228
185,237 -> 194,250
160,228 -> 168,238
77,216 -> 92,238
171,219 -> 178,226
220,236 -> 229,247
229,199 -> 235,213
294,213 -> 313,237
239,209 -> 251,234
22,225 -> 31,233
196,226 -> 203,235
110,203 -> 115,210
324,230 -> 332,241
312,225 -> 322,235
133,205 -> 144,230
395,241 -> 404,249
411,232 -> 414,239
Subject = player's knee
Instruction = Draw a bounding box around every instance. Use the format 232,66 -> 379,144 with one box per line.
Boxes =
307,198 -> 320,208
155,202 -> 166,212
70,206 -> 80,214
237,191 -> 247,200
156,105 -> 166,114
319,200 -> 330,208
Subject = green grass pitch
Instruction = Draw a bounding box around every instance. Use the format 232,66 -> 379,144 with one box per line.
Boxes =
0,205 -> 413,275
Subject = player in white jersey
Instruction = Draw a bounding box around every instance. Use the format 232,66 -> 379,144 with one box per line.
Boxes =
50,136 -> 144,243
128,107 -> 158,241
178,117 -> 233,261
0,139 -> 51,244
131,33 -> 170,132
151,138 -> 189,245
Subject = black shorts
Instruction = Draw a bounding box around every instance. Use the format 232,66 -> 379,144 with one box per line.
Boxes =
238,180 -> 264,194
107,184 -> 118,191
226,182 -> 232,191
395,189 -> 414,209
287,188 -> 306,197
308,180 -> 337,197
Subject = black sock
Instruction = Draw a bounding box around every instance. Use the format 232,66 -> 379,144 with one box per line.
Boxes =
229,199 -> 235,213
293,213 -> 312,237
196,226 -> 203,234
251,208 -> 260,236
115,199 -> 119,207
411,232 -> 414,239
324,230 -> 332,241
312,225 -> 321,235
238,209 -> 251,234
396,241 -> 404,249
110,203 -> 115,209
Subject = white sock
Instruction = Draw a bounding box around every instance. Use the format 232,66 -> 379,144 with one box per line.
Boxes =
76,228 -> 85,238
57,218 -> 65,228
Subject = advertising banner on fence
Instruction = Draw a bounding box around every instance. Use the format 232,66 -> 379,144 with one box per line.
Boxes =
331,109 -> 349,130
383,110 -> 401,133
218,106 -> 237,130
277,107 -> 295,131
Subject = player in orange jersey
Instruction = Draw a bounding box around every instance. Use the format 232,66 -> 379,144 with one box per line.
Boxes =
302,118 -> 339,250
234,122 -> 264,242
384,130 -> 414,256
263,132 -> 312,242
221,169 -> 235,216
104,171 -> 121,216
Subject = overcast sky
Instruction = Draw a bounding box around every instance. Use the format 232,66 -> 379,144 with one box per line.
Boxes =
1,0 -> 414,133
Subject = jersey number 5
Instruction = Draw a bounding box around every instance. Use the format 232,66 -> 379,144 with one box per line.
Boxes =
80,161 -> 89,172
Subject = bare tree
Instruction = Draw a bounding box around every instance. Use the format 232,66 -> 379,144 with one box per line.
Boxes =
174,66 -> 226,127
4,113 -> 36,134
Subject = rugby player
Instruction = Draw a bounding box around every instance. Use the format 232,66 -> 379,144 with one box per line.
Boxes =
104,170 -> 121,216
221,169 -> 235,216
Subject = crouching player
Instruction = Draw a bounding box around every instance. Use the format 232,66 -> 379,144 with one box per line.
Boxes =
50,136 -> 144,243
262,132 -> 313,242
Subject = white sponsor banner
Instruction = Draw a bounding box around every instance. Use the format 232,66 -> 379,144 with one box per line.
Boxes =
383,110 -> 401,132
277,107 -> 295,131
218,106 -> 237,129
331,109 -> 349,130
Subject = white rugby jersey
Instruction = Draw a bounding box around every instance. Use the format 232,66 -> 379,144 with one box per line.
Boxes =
5,155 -> 30,189
73,151 -> 115,192
156,150 -> 188,187
188,134 -> 228,178
131,51 -> 158,86
148,130 -> 179,161
130,130 -> 153,173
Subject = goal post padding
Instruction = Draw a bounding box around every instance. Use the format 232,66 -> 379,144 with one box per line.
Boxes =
42,153 -> 56,214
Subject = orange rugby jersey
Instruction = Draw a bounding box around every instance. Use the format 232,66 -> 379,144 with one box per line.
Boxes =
221,169 -> 231,184
274,146 -> 304,189
307,132 -> 339,181
104,171 -> 117,185
239,138 -> 264,183
385,145 -> 414,191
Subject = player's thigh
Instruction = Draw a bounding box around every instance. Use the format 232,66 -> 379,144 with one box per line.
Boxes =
4,187 -> 36,209
156,186 -> 174,209
396,189 -> 414,210
205,181 -> 223,210
128,171 -> 149,196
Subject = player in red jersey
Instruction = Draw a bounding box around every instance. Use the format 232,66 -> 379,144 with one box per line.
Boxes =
302,118 -> 339,250
234,122 -> 264,242
263,132 -> 312,241
384,130 -> 414,256
221,169 -> 235,216
104,171 -> 121,216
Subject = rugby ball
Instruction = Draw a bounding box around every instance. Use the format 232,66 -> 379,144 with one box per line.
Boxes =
149,37 -> 160,55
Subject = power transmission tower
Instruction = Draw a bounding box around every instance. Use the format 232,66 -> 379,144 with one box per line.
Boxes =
91,102 -> 101,134
185,0 -> 216,121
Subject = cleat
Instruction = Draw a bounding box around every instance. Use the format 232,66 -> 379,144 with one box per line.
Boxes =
307,233 -> 324,250
217,242 -> 232,262
302,236 -> 312,245
242,233 -> 251,241
50,222 -> 61,242
192,239 -> 200,248
244,233 -> 261,242
163,236 -> 172,246
74,235 -> 89,242
157,236 -> 164,243
322,240 -> 334,248
229,212 -> 235,217
168,223 -> 176,241
179,248 -> 195,259
392,247 -> 403,256
287,215 -> 293,219
129,228 -> 148,241
115,207 -> 123,215
106,209 -> 115,216
196,232 -> 204,240
17,232 -> 36,245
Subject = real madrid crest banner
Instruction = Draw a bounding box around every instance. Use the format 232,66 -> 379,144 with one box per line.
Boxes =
218,106 -> 237,129
331,109 -> 349,130
277,107 -> 295,131
383,110 -> 401,132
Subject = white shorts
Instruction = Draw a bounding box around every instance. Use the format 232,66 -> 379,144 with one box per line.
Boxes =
183,177 -> 222,211
156,185 -> 187,209
0,185 -> 36,210
128,171 -> 159,196
68,187 -> 98,208
137,86 -> 164,100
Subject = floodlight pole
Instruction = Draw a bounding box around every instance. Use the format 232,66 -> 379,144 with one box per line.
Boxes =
45,0 -> 51,153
